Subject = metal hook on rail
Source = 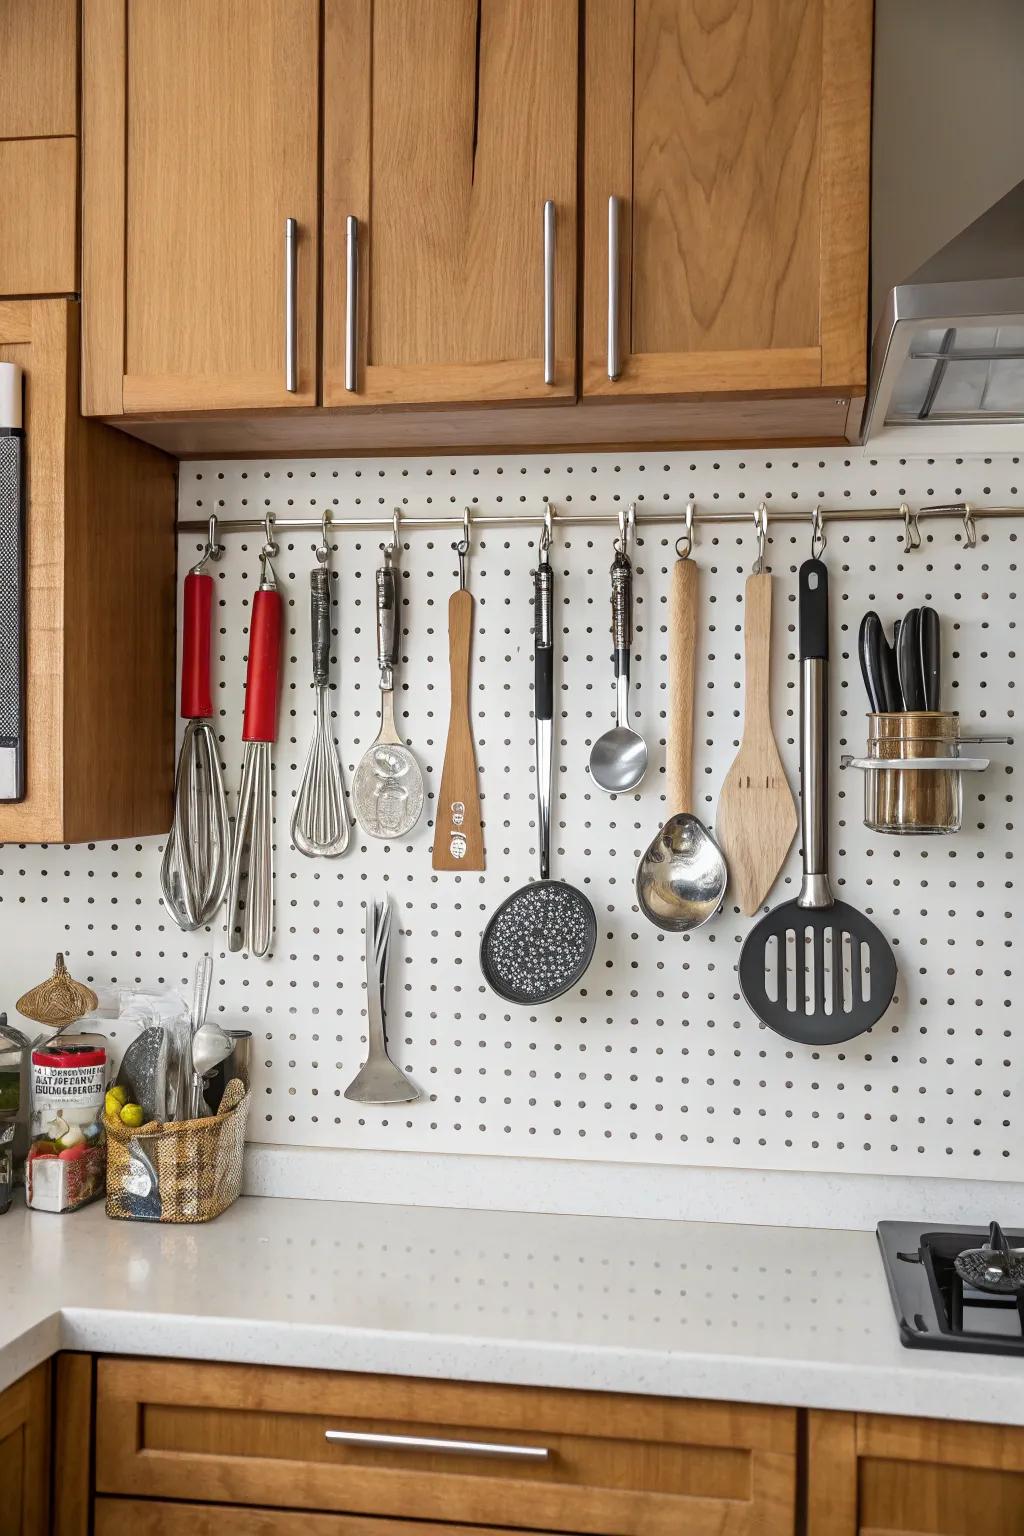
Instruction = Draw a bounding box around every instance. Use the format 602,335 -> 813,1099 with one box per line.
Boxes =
190,512 -> 222,574
752,502 -> 768,575
962,502 -> 978,549
614,501 -> 636,558
316,510 -> 331,566
259,511 -> 278,587
675,500 -> 696,561
456,506 -> 471,589
539,503 -> 554,556
901,502 -> 922,553
810,504 -> 826,559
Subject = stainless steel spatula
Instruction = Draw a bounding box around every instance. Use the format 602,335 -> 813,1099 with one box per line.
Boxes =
738,559 -> 897,1045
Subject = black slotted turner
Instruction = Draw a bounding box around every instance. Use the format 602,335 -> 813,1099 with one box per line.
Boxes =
738,559 -> 897,1045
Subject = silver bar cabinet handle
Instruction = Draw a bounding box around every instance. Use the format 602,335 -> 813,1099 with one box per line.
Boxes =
543,199 -> 555,385
607,195 -> 621,381
345,215 -> 359,392
285,217 -> 298,393
325,1429 -> 550,1461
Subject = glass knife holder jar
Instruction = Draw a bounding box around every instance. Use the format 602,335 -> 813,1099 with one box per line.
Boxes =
844,712 -> 994,835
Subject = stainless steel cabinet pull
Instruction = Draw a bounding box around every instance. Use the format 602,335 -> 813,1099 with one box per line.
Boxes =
285,218 -> 298,393
324,1429 -> 550,1461
543,199 -> 555,385
345,215 -> 359,392
607,195 -> 621,381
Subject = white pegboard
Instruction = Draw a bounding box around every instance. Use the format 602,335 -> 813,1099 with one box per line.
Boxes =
0,448 -> 1020,1186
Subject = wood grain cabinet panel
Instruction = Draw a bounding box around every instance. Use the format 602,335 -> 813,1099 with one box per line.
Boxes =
0,301 -> 176,843
0,139 -> 77,297
0,0 -> 77,138
0,1363 -> 50,1536
582,0 -> 871,402
96,1358 -> 797,1536
82,0 -> 320,414
808,1410 -> 1024,1536
322,0 -> 579,408
97,1500 -> 578,1536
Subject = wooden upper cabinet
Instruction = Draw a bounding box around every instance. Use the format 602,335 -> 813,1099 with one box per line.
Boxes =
583,0 -> 871,401
322,0 -> 579,408
82,0 -> 320,415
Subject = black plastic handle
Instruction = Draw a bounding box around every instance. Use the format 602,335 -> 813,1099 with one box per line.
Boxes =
897,608 -> 924,710
310,565 -> 331,687
798,559 -> 829,662
534,560 -> 554,722
919,605 -> 941,711
858,611 -> 885,712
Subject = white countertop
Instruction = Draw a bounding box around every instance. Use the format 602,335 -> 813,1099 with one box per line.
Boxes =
2,1194 -> 1023,1425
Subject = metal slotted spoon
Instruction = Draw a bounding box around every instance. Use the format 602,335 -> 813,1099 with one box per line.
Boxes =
292,522 -> 351,857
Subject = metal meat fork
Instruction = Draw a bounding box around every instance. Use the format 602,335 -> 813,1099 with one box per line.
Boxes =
344,897 -> 421,1105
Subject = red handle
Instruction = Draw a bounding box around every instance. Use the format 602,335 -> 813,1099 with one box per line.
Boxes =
242,588 -> 283,743
181,572 -> 213,719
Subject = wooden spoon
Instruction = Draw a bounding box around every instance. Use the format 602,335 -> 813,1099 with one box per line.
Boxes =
432,587 -> 484,870
716,570 -> 797,915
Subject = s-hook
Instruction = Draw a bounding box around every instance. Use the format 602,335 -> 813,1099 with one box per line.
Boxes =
901,502 -> 922,552
191,512 -> 223,574
752,503 -> 768,574
456,506 -> 471,589
675,500 -> 696,560
810,503 -> 826,559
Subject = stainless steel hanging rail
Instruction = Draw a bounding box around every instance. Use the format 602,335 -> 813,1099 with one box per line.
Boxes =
178,501 -> 1023,537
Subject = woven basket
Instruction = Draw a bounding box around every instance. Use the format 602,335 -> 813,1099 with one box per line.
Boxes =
104,1080 -> 249,1223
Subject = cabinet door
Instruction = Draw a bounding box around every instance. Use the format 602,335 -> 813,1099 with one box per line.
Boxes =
583,0 -> 871,401
0,1364 -> 50,1536
322,0 -> 578,408
82,0 -> 319,414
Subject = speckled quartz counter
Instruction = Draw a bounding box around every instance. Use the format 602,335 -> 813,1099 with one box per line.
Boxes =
2,1194 -> 1022,1424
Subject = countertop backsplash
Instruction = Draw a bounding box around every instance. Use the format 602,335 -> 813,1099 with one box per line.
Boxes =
1,447 -> 1020,1226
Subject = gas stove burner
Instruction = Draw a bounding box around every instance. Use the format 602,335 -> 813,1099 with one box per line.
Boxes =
878,1220 -> 1024,1356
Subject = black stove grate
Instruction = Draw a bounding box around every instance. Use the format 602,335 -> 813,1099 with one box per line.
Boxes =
878,1221 -> 1024,1356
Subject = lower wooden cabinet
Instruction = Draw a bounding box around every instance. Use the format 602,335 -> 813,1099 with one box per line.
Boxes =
96,1502 -> 565,1536
96,1357 -> 797,1536
0,1362 -> 50,1536
808,1409 -> 1024,1535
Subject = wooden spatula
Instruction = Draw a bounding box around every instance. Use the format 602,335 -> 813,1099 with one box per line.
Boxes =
716,570 -> 796,914
432,587 -> 484,870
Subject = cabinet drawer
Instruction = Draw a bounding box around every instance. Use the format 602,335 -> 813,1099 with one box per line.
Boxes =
96,1498 -> 556,1536
96,1359 -> 795,1536
0,139 -> 77,295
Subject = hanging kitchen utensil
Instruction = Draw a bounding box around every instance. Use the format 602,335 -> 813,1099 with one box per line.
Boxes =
352,515 -> 425,840
636,508 -> 727,931
919,605 -> 941,710
480,522 -> 596,1004
226,521 -> 283,958
738,555 -> 898,1045
589,503 -> 647,794
716,506 -> 796,916
858,611 -> 888,713
433,509 -> 484,870
896,607 -> 925,711
953,1222 -> 1024,1294
161,521 -> 231,929
291,516 -> 351,857
0,363 -> 25,803
344,896 -> 421,1104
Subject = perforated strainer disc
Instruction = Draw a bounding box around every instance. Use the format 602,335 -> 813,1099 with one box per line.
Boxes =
480,879 -> 596,1005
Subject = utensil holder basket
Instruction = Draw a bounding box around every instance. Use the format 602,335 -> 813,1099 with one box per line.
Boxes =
860,711 -> 963,834
104,1080 -> 249,1223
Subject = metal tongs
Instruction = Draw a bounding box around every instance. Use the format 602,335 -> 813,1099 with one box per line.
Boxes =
344,896 -> 421,1104
226,522 -> 283,957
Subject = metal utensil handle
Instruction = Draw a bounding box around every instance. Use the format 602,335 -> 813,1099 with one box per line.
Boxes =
310,565 -> 331,688
611,551 -> 632,726
797,559 -> 832,909
345,215 -> 358,392
607,196 -> 621,380
325,1430 -> 550,1461
543,200 -> 555,385
534,560 -> 554,880
376,562 -> 399,680
285,218 -> 298,393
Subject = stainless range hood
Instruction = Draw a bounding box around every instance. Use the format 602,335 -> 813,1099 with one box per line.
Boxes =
863,0 -> 1024,438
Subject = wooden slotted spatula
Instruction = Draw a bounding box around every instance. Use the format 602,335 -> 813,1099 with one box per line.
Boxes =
433,532 -> 484,871
716,562 -> 797,915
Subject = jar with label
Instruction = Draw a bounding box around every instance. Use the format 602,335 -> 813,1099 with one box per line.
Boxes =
27,1033 -> 107,1213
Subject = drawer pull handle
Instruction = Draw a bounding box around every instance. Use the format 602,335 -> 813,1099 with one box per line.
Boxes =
285,217 -> 298,393
543,198 -> 555,386
607,194 -> 621,381
345,215 -> 359,392
324,1429 -> 550,1461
